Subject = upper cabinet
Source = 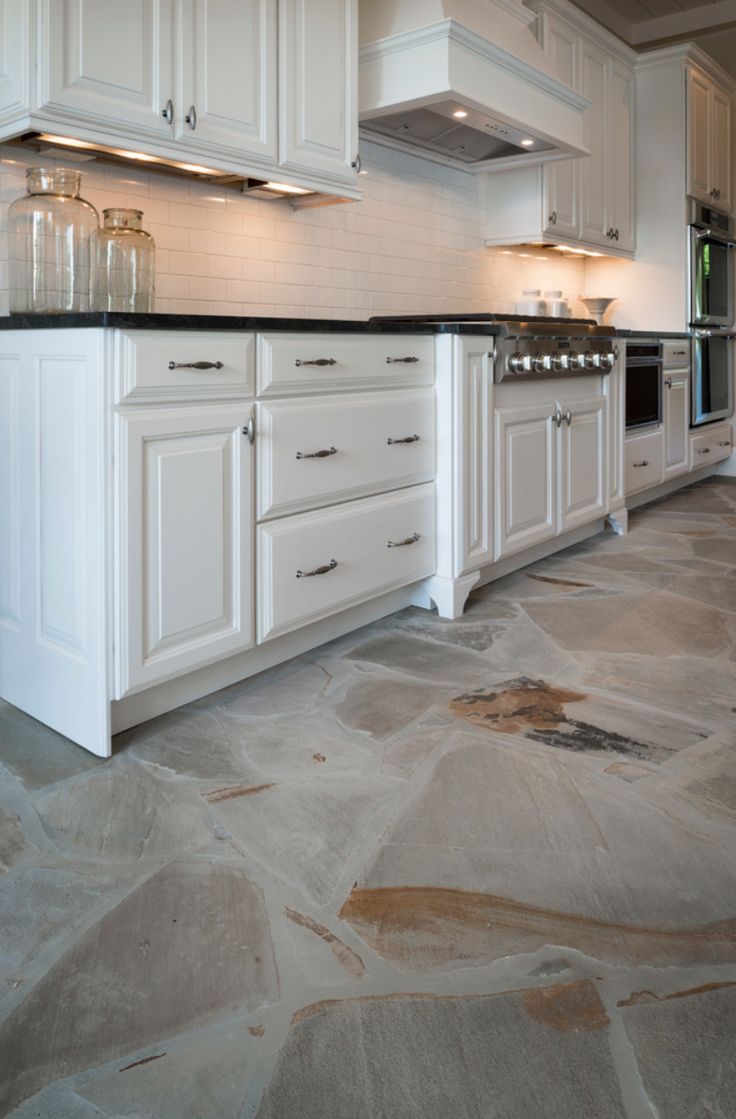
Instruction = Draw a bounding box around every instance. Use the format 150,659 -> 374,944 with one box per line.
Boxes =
0,0 -> 359,199
687,66 -> 732,212
486,0 -> 636,259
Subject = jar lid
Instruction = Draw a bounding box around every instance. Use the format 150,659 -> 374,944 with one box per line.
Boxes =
522,289 -> 541,296
545,290 -> 563,298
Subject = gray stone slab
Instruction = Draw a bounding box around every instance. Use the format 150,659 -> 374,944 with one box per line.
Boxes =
333,676 -> 439,739
0,807 -> 32,873
256,982 -> 626,1119
0,700 -> 103,791
0,859 -> 278,1114
620,983 -> 736,1118
347,634 -> 493,684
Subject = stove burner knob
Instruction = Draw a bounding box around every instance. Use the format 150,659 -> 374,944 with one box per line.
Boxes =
507,352 -> 530,373
532,353 -> 552,373
569,352 -> 586,371
550,353 -> 570,373
601,351 -> 616,370
584,351 -> 601,369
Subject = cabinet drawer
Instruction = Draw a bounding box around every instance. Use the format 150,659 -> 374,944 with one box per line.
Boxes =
114,331 -> 255,403
257,333 -> 434,396
256,389 -> 435,519
625,430 -> 664,494
257,485 -> 435,642
662,340 -> 690,368
691,423 -> 732,466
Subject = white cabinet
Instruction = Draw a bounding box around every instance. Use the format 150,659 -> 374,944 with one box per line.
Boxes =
542,12 -> 579,241
495,387 -> 607,560
625,429 -> 664,495
690,422 -> 733,468
688,66 -> 733,211
279,0 -> 358,186
579,37 -> 608,248
664,370 -> 690,478
116,405 -> 254,695
607,57 -> 635,252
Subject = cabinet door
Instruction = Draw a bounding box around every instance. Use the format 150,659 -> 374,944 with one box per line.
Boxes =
607,59 -> 635,253
579,39 -> 608,247
0,0 -> 30,119
179,0 -> 277,163
42,0 -> 174,137
495,402 -> 557,560
116,406 -> 254,695
664,372 -> 690,477
711,84 -> 732,212
278,0 -> 358,186
558,395 -> 607,533
688,68 -> 712,205
542,14 -> 579,240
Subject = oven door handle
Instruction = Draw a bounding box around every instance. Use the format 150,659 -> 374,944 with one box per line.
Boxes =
694,227 -> 736,249
693,330 -> 736,339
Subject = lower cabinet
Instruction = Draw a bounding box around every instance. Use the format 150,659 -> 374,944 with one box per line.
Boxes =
664,370 -> 690,478
690,422 -> 733,466
495,391 -> 607,560
116,405 -> 255,696
625,428 -> 664,494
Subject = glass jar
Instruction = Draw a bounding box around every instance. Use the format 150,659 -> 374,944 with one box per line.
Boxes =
8,168 -> 99,314
91,208 -> 155,313
516,289 -> 547,316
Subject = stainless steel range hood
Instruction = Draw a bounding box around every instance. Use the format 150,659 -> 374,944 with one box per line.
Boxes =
359,0 -> 589,172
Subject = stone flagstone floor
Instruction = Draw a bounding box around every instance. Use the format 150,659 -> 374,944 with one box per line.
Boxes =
1,476 -> 736,1118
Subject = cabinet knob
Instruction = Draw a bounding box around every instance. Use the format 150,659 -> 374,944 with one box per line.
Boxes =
243,416 -> 255,445
548,211 -> 557,225
295,446 -> 338,460
665,378 -> 673,388
387,533 -> 421,548
185,104 -> 197,130
351,153 -> 362,173
296,559 -> 338,578
551,410 -> 563,427
161,98 -> 174,124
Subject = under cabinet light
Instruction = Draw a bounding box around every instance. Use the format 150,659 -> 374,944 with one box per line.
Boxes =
242,178 -> 315,198
35,134 -> 232,178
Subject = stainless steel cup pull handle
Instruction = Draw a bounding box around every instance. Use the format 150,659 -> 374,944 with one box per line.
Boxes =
387,434 -> 420,445
632,460 -> 649,467
168,360 -> 224,370
295,446 -> 338,460
387,533 -> 420,548
296,559 -> 338,578
386,356 -> 419,364
295,358 -> 337,367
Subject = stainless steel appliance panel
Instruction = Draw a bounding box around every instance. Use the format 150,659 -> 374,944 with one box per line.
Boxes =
689,200 -> 736,329
691,331 -> 734,426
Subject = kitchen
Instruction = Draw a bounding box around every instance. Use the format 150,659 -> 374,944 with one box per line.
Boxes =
0,0 -> 729,1114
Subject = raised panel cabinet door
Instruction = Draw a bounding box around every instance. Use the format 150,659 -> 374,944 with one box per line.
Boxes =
0,0 -> 30,121
558,395 -> 607,533
711,84 -> 732,212
117,405 -> 254,695
278,0 -> 358,185
607,59 -> 635,253
456,347 -> 493,574
688,68 -> 712,204
179,0 -> 277,162
41,0 -> 174,136
541,13 -> 579,240
579,39 -> 608,247
664,373 -> 690,477
494,402 -> 557,560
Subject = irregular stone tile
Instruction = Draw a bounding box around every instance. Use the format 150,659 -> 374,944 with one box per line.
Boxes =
386,604 -> 511,651
653,743 -> 736,823
0,700 -> 104,791
334,677 -> 438,739
380,718 -> 455,780
34,764 -> 216,861
0,807 -> 33,872
488,569 -> 596,600
603,761 -> 657,783
211,660 -> 339,719
284,906 -> 366,981
123,724 -> 262,783
233,718 -> 381,778
690,535 -> 736,567
347,634 -> 492,683
256,982 -> 626,1119
208,776 -> 400,905
0,860 -> 278,1115
522,590 -> 730,656
621,983 -> 736,1119
478,614 -> 578,678
617,572 -> 736,613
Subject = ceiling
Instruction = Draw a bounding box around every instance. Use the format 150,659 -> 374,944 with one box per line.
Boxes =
568,0 -> 736,66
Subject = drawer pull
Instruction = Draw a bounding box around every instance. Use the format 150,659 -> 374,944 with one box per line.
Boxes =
295,358 -> 337,367
665,378 -> 673,388
632,460 -> 649,468
697,447 -> 711,454
168,360 -> 224,370
387,533 -> 421,548
672,350 -> 687,356
296,446 -> 338,460
296,559 -> 338,578
718,440 -> 731,447
387,434 -> 420,445
386,356 -> 419,364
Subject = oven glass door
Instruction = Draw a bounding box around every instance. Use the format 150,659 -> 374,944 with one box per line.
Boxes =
692,334 -> 734,425
626,363 -> 661,429
691,229 -> 734,326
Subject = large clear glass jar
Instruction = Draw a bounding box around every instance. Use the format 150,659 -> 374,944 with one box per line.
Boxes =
91,208 -> 155,313
8,168 -> 99,314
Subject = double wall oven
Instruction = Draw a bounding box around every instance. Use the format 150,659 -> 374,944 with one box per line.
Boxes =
689,199 -> 735,426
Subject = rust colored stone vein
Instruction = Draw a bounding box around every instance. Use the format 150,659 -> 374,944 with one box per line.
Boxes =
205,783 -> 275,803
339,886 -> 736,969
119,1053 -> 166,1072
527,574 -> 593,589
449,678 -> 585,734
284,907 -> 365,979
522,981 -> 609,1032
248,1025 -> 265,1037
618,981 -> 736,1008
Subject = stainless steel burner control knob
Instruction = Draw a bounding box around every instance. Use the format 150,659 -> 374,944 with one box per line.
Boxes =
601,351 -> 616,370
532,353 -> 552,373
584,351 -> 601,369
569,352 -> 586,370
507,352 -> 530,373
550,353 -> 570,373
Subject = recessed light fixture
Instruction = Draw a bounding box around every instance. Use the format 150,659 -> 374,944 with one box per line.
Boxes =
520,139 -> 534,147
452,109 -> 468,119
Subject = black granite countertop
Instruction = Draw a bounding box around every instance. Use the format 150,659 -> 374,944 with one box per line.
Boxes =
615,329 -> 692,339
0,312 -> 503,336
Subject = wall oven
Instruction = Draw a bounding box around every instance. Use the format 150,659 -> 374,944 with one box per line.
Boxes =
691,330 -> 734,426
689,200 -> 736,328
625,341 -> 662,430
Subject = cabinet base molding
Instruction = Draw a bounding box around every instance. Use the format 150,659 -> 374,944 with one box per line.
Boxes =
606,507 -> 629,535
410,573 -> 481,621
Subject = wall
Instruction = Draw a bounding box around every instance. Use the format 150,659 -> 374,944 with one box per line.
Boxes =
0,139 -> 587,320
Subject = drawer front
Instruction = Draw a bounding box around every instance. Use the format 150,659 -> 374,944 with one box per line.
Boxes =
257,333 -> 434,396
257,485 -> 435,642
625,430 -> 664,494
115,331 -> 255,403
662,340 -> 690,368
256,389 -> 435,519
691,424 -> 733,467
